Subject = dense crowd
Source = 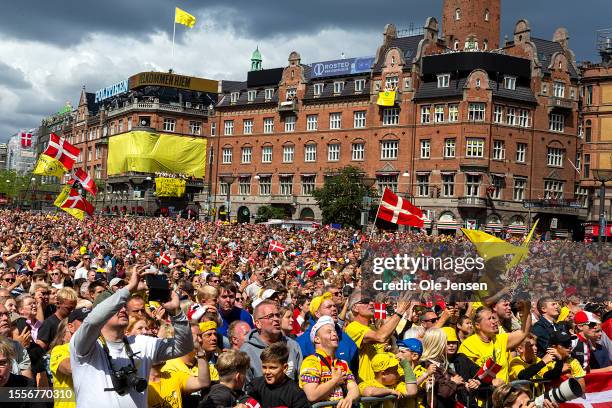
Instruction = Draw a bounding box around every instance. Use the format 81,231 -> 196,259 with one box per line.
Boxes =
0,209 -> 610,408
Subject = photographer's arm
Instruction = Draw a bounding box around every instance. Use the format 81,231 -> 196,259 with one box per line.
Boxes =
152,291 -> 194,363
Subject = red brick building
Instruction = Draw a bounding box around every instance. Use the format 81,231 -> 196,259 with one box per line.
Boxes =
210,0 -> 587,237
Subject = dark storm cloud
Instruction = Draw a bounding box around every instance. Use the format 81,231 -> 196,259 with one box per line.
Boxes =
0,62 -> 30,90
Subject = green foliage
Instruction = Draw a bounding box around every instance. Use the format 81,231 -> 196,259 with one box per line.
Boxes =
311,166 -> 376,228
255,205 -> 287,223
0,170 -> 33,199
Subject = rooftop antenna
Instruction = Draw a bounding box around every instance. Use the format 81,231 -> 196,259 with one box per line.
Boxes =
341,52 -> 345,59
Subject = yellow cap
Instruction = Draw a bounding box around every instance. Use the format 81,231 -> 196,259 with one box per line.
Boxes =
199,321 -> 217,333
557,306 -> 570,322
80,246 -> 87,255
371,352 -> 399,373
309,292 -> 332,316
442,326 -> 458,342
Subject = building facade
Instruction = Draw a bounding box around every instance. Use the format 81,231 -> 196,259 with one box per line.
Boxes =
0,143 -> 7,170
209,0 -> 588,237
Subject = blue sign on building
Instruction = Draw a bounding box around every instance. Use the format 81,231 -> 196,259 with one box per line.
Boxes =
309,57 -> 375,78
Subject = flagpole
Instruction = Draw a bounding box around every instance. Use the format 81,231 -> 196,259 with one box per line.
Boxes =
171,18 -> 176,69
368,189 -> 384,241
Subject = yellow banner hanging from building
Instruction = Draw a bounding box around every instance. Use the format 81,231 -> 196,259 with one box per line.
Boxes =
376,90 -> 396,106
155,178 -> 187,197
106,131 -> 207,177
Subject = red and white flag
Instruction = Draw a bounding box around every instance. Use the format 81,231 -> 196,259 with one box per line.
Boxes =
43,133 -> 79,170
20,132 -> 32,148
474,358 -> 502,384
244,398 -> 262,408
560,372 -> 612,408
268,240 -> 285,253
159,253 -> 171,266
374,303 -> 387,319
377,188 -> 424,227
71,168 -> 98,197
61,188 -> 94,216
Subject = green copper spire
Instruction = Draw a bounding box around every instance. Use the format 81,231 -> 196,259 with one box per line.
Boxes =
250,46 -> 262,71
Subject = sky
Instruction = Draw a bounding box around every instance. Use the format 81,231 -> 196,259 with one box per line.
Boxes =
0,0 -> 611,143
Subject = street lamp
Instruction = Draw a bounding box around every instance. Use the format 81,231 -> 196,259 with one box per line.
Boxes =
360,176 -> 377,231
220,175 -> 236,222
592,168 -> 612,242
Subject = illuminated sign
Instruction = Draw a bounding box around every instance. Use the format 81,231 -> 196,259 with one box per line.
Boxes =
95,80 -> 128,103
129,72 -> 218,93
310,57 -> 375,78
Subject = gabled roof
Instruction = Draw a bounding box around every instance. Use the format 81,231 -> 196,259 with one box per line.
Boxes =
532,37 -> 579,79
491,81 -> 538,104
85,92 -> 100,116
220,80 -> 247,93
373,34 -> 423,72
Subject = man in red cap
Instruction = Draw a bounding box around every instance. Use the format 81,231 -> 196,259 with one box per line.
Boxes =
571,311 -> 610,373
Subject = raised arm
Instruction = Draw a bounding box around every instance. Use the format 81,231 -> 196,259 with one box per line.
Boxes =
507,301 -> 532,350
184,354 -> 211,393
152,290 -> 194,363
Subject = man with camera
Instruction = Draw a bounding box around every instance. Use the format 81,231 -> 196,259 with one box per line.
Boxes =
70,266 -> 193,407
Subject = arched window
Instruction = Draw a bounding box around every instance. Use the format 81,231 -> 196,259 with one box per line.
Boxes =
454,40 -> 460,50
485,9 -> 490,21
585,119 -> 592,142
483,40 -> 488,50
455,8 -> 461,20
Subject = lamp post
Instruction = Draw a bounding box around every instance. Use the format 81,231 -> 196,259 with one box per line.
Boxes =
360,176 -> 376,232
592,169 -> 612,242
220,175 -> 236,222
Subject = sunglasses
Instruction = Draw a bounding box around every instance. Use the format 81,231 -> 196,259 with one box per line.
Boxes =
258,313 -> 281,320
3,278 -> 15,283
422,317 -> 439,323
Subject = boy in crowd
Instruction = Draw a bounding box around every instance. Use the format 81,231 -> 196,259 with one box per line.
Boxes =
199,350 -> 250,408
358,352 -> 418,407
246,342 -> 310,408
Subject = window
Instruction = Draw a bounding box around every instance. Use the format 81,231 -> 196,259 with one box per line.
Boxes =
241,147 -> 252,164
87,148 -> 92,161
385,76 -> 399,90
437,74 -> 450,88
585,85 -> 593,105
259,176 -> 271,196
381,140 -> 399,160
285,116 -> 296,132
264,118 -> 274,133
265,88 -> 274,101
504,76 -> 516,90
493,105 -> 503,123
420,140 -> 430,159
328,144 -> 340,161
383,108 -> 399,125
553,82 -> 565,98
286,88 -> 297,100
547,147 -> 564,167
313,83 -> 324,97
455,8 -> 461,20
485,9 -> 490,21
493,140 -> 505,160
518,109 -> 530,127
465,174 -> 481,197
262,146 -> 273,163
224,120 -> 234,135
163,118 -> 176,132
483,40 -> 488,51
404,78 -> 412,90
95,146 -> 102,159
211,122 -> 216,137
575,183 -> 588,207
468,103 -> 486,121
302,176 -> 316,195
127,118 -> 132,131
444,139 -> 456,158
95,165 -> 102,179
329,113 -> 342,129
333,81 -> 345,94
448,104 -> 459,122
283,145 -> 294,163
541,83 -> 548,95
222,147 -> 232,164
516,143 -> 527,163
219,181 -> 229,196
247,90 -> 257,102
570,88 -> 576,99
584,153 -> 590,178
417,174 -> 430,197
585,120 -> 592,142
279,176 -> 293,196
544,180 -> 564,199
504,107 -> 516,126
354,111 -> 366,128
513,178 -> 527,201
491,176 -> 503,199
355,79 -> 366,92
239,176 -> 251,195
549,114 -> 564,132
304,144 -> 317,162
307,114 -> 318,131
352,143 -> 365,161
243,119 -> 253,135
189,121 -> 202,135
421,105 -> 431,123
442,174 -> 455,197
118,121 -> 124,133
434,105 -> 445,123
377,175 -> 398,194
466,138 -> 484,158
230,92 -> 239,103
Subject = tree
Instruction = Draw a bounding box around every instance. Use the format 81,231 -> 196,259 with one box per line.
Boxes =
312,166 -> 377,228
255,205 -> 287,223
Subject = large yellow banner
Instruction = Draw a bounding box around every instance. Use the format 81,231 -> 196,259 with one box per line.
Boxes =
107,131 -> 207,177
155,178 -> 187,197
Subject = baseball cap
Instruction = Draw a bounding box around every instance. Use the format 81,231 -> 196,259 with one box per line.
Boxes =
574,310 -> 600,325
109,278 -> 126,288
398,338 -> 423,355
68,307 -> 91,323
441,326 -> 459,343
310,315 -> 335,343
187,303 -> 207,321
548,331 -> 574,348
309,292 -> 332,316
371,352 -> 400,373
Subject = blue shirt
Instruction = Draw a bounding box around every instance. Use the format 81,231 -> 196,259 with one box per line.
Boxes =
218,307 -> 254,337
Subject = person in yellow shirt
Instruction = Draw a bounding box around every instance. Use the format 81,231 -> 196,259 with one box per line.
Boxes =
343,291 -> 410,382
509,334 -> 562,384
359,352 -> 418,408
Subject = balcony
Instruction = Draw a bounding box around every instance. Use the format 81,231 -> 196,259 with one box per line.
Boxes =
549,97 -> 573,110
270,194 -> 296,204
278,100 -> 298,112
458,196 -> 487,208
105,101 -> 212,118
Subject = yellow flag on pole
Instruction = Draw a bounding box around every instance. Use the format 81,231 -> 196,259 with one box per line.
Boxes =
175,7 -> 196,28
376,90 -> 396,106
33,154 -> 68,179
505,219 -> 539,270
460,228 -> 526,261
53,185 -> 85,220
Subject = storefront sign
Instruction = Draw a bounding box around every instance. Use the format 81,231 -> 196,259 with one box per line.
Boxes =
129,72 -> 218,93
94,80 -> 128,103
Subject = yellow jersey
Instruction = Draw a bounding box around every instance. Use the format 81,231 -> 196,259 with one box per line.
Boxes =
344,320 -> 386,383
147,370 -> 189,408
458,333 -> 510,382
359,378 -> 412,408
162,356 -> 219,382
299,349 -> 355,401
49,343 -> 75,408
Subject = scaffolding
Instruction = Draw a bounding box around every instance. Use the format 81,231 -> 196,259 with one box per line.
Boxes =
596,28 -> 612,62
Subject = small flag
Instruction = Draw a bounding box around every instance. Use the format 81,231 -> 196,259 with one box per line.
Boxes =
20,132 -> 32,148
175,7 -> 196,28
71,168 -> 98,197
244,398 -> 262,408
159,253 -> 171,266
374,303 -> 387,320
377,188 -> 425,227
376,90 -> 396,106
268,240 -> 285,253
474,358 -> 502,384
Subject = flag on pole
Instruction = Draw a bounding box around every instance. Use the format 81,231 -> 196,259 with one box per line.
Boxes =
474,358 -> 502,384
175,7 -> 196,28
54,186 -> 94,220
159,253 -> 171,266
374,303 -> 387,319
20,132 -> 32,148
377,188 -> 425,227
461,228 -> 527,262
268,240 -> 285,253
71,168 -> 98,197
505,219 -> 539,270
33,154 -> 68,178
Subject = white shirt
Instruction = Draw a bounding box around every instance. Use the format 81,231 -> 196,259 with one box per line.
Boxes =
74,267 -> 88,280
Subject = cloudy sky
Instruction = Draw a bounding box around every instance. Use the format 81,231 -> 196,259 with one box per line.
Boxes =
1,0 -> 611,143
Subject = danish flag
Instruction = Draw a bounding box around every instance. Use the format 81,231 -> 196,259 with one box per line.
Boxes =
159,253 -> 171,266
71,168 -> 98,197
474,358 -> 502,384
20,132 -> 32,148
43,133 -> 79,170
560,372 -> 612,408
268,240 -> 285,253
377,188 -> 424,227
374,303 -> 387,320
60,188 -> 94,216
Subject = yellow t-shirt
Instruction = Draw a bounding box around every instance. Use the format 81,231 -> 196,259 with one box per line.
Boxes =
413,364 -> 430,408
147,370 -> 189,408
344,321 -> 386,383
49,343 -> 75,408
509,356 -> 548,394
162,357 -> 219,382
299,349 -> 355,401
359,378 -> 411,408
458,333 -> 510,382
546,357 -> 585,380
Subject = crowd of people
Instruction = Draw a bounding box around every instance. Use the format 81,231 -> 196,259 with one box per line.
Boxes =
0,209 -> 610,408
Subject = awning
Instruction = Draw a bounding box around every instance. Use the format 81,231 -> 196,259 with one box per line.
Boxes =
278,173 -> 294,177
301,173 -> 316,177
257,173 -> 272,177
491,173 -> 506,178
484,223 -> 504,232
423,220 -> 432,228
507,225 -> 527,233
416,171 -> 431,175
437,221 -> 459,229
440,171 -> 456,175
553,229 -> 569,238
375,171 -> 399,176
465,171 -> 484,176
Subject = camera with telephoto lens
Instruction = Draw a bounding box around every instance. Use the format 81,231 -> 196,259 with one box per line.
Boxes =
534,378 -> 583,407
109,365 -> 148,396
